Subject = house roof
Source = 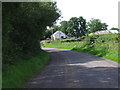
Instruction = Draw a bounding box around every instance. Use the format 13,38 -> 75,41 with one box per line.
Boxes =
53,31 -> 66,36
94,30 -> 119,35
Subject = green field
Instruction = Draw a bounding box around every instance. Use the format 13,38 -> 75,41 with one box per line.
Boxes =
42,34 -> 119,63
3,50 -> 50,88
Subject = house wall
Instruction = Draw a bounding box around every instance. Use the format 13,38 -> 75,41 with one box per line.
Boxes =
53,31 -> 67,40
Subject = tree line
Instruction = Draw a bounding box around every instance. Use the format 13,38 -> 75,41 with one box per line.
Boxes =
45,17 -> 119,39
3,2 -> 60,65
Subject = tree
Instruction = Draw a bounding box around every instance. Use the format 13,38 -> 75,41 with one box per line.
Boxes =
44,29 -> 52,38
2,2 -> 61,64
67,16 -> 86,37
51,25 -> 61,33
87,18 -> 108,33
60,21 -> 69,35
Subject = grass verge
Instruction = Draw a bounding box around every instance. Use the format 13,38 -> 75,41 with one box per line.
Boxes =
42,34 -> 119,63
2,50 -> 49,88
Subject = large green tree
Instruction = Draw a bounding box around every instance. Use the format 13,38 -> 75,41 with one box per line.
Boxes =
67,16 -> 86,37
87,18 -> 108,33
3,2 -> 60,64
60,21 -> 69,35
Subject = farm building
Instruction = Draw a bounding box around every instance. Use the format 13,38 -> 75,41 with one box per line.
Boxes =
52,31 -> 68,40
94,30 -> 119,35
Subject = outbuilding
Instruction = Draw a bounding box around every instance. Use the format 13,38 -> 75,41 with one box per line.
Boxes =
94,30 -> 119,35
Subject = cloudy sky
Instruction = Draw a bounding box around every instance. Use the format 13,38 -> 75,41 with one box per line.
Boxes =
55,0 -> 119,29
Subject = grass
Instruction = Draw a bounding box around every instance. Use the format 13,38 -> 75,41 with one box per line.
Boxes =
2,50 -> 50,88
42,34 -> 119,63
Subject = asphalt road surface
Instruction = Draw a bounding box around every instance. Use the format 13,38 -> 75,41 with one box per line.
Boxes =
26,47 -> 118,88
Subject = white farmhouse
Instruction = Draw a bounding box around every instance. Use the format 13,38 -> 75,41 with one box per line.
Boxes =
52,31 -> 68,40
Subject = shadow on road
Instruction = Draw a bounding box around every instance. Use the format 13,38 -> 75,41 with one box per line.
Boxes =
26,47 -> 118,88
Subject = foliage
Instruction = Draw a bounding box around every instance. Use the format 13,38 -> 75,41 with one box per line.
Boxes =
2,2 -> 60,65
43,34 -> 119,63
51,25 -> 61,32
60,21 -> 69,35
3,50 -> 49,88
44,25 -> 60,38
87,18 -> 108,33
44,29 -> 52,38
88,33 -> 94,36
45,16 -> 87,39
67,16 -> 87,37
44,17 -> 109,39
110,27 -> 119,30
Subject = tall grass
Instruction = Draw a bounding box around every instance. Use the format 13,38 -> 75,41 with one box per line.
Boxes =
3,50 -> 49,88
43,34 -> 119,63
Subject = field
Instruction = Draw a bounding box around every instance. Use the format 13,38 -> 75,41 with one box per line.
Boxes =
42,34 -> 119,63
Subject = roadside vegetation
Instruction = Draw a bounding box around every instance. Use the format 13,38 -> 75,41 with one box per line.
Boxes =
43,13 -> 119,64
3,50 -> 49,88
2,2 -> 60,88
42,33 -> 119,63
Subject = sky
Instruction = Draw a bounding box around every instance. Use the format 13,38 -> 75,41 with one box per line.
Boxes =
54,0 -> 119,29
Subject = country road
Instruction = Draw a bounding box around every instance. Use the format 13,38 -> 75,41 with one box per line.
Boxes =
26,47 -> 118,88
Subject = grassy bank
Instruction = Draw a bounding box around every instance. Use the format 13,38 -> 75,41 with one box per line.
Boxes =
3,50 -> 49,88
42,34 -> 119,63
